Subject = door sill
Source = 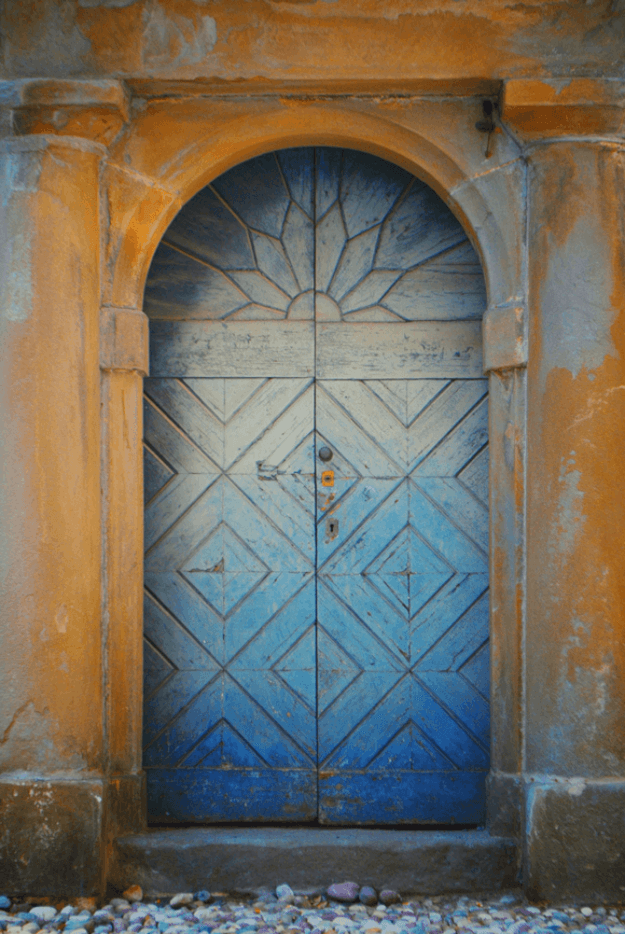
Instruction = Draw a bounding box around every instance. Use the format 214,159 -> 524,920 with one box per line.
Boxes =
111,826 -> 518,896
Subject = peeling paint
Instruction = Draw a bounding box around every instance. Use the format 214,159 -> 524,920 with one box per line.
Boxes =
142,2 -> 217,72
3,1 -> 92,78
55,604 -> 69,633
552,462 -> 585,558
539,213 -> 618,387
0,232 -> 32,324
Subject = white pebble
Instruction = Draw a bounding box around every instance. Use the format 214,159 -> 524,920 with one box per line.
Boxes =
582,910 -> 594,918
30,908 -> 57,922
170,896 -> 194,909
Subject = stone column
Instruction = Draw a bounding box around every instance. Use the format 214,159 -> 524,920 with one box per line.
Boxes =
0,80 -> 128,896
454,155 -> 528,842
482,307 -> 527,841
100,307 -> 149,857
504,80 -> 625,901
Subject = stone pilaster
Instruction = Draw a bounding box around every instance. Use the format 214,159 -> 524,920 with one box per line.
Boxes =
0,81 -> 128,896
522,130 -> 625,899
483,304 -> 527,842
100,307 -> 149,854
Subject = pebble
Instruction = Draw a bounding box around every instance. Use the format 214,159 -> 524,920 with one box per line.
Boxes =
168,898 -> 193,910
327,885 -> 360,905
378,896 -> 400,910
0,889 -> 623,934
124,891 -> 144,907
359,891 -> 377,909
30,909 -> 57,923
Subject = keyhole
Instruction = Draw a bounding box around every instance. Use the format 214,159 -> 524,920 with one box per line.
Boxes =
326,517 -> 339,539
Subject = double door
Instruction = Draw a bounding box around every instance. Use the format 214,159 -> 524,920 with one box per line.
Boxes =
142,148 -> 490,824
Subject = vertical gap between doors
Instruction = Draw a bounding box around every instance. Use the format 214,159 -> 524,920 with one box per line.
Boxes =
312,147 -> 320,820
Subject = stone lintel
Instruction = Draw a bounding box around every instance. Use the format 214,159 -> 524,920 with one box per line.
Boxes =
502,78 -> 625,137
483,304 -> 527,373
125,76 -> 502,102
0,79 -> 129,145
524,777 -> 625,903
101,307 -> 149,376
0,777 -> 105,896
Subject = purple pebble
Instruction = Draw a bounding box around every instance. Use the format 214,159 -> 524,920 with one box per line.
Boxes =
359,887 -> 377,907
379,890 -> 401,907
326,883 -> 360,903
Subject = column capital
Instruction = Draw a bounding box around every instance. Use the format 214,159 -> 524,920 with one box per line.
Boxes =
0,134 -> 107,158
100,307 -> 149,376
0,79 -> 128,146
502,78 -> 625,139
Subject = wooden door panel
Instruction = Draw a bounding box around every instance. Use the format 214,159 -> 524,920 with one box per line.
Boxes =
316,377 -> 489,824
143,375 -> 317,822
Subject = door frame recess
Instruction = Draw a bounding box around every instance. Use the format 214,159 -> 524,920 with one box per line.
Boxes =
100,98 -> 527,848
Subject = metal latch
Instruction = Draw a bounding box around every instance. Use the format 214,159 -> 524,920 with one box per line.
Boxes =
321,470 -> 334,487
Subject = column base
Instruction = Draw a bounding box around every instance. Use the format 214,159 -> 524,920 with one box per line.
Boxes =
487,771 -> 523,839
107,772 -> 146,838
0,776 -> 105,896
524,777 -> 625,903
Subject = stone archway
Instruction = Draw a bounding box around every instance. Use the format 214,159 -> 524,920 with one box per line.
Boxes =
100,98 -> 526,850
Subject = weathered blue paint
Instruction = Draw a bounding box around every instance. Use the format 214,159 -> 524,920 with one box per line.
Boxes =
143,148 -> 489,823
143,377 -> 318,822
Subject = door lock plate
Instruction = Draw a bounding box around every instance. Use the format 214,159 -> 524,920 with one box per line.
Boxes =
321,470 -> 334,487
325,517 -> 339,539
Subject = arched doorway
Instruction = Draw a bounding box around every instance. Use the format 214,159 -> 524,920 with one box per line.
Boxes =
141,147 -> 489,825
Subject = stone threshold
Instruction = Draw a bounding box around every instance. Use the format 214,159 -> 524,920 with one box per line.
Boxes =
111,827 -> 519,896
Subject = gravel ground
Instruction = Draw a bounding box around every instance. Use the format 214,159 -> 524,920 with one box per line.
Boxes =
1,887 -> 624,934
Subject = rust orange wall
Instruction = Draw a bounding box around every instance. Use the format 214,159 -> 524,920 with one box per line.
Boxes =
1,0 -> 624,84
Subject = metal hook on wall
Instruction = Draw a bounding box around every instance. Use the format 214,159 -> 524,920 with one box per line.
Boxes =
475,99 -> 497,158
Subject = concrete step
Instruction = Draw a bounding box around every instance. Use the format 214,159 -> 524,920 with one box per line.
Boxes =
111,827 -> 519,896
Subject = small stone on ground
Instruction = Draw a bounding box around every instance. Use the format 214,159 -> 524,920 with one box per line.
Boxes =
1,887 -> 625,934
359,887 -> 378,907
122,889 -> 143,905
327,882 -> 360,903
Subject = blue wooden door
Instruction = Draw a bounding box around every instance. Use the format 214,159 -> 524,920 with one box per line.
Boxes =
142,148 -> 489,823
